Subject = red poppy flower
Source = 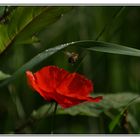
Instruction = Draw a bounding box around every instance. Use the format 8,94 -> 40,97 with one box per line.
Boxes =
26,66 -> 103,108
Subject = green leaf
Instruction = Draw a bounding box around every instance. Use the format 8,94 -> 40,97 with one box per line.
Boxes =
0,71 -> 10,80
0,6 -> 72,54
29,93 -> 140,120
1,40 -> 140,87
57,93 -> 140,117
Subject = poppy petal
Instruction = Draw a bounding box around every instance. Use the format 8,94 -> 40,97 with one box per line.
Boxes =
34,66 -> 69,93
51,92 -> 102,108
87,96 -> 103,102
51,92 -> 86,108
26,71 -> 52,101
26,66 -> 103,108
57,73 -> 93,98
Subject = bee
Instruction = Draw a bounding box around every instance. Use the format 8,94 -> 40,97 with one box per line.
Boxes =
65,51 -> 79,64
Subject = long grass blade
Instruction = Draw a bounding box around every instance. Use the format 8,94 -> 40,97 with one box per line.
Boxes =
1,40 -> 140,87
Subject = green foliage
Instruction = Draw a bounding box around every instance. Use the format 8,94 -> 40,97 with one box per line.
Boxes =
57,93 -> 140,117
1,6 -> 140,134
29,93 -> 140,119
0,6 -> 72,54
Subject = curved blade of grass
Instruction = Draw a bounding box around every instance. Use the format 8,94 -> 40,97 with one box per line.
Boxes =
0,7 -> 72,54
1,40 -> 140,87
73,40 -> 140,55
85,41 -> 140,56
0,42 -> 75,87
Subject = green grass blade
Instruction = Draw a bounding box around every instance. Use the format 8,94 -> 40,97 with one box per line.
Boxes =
109,113 -> 122,132
0,42 -> 74,87
86,41 -> 140,57
1,40 -> 140,87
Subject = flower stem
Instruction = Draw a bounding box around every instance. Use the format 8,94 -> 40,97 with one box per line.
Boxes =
51,102 -> 58,134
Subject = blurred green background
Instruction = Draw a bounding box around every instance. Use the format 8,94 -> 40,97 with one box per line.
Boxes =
0,6 -> 140,134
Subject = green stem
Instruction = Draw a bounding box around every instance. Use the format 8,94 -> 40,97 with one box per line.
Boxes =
51,102 -> 58,134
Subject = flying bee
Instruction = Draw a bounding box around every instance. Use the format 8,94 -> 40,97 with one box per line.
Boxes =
65,51 -> 79,64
